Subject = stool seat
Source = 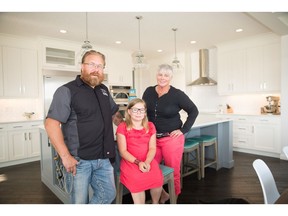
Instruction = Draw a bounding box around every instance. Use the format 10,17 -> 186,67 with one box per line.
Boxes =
115,164 -> 176,204
191,135 -> 218,178
192,135 -> 216,142
181,138 -> 201,187
184,138 -> 200,149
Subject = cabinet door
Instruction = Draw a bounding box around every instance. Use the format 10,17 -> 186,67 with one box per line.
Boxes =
2,46 -> 22,97
8,130 -> 27,161
21,49 -> 38,97
218,49 -> 245,95
253,118 -> 281,153
0,130 -> 8,163
2,46 -> 38,97
26,129 -> 41,157
245,46 -> 263,92
262,43 -> 280,92
0,47 -> 3,96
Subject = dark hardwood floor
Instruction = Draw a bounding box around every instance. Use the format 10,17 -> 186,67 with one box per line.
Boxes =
1,151 -> 288,204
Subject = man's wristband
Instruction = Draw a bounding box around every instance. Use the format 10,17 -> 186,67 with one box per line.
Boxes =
134,159 -> 141,165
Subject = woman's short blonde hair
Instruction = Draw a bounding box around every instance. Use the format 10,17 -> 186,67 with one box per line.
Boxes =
157,64 -> 173,78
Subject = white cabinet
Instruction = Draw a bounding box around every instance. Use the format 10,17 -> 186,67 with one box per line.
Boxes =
41,39 -> 80,72
228,114 -> 281,157
217,49 -> 245,95
253,116 -> 281,154
0,121 -> 42,168
245,43 -> 280,93
217,33 -> 281,95
0,124 -> 8,163
2,46 -> 38,97
231,116 -> 254,149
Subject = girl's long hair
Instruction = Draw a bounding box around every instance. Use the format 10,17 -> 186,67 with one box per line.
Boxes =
125,98 -> 149,132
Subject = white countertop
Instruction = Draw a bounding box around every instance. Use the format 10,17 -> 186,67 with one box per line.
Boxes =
192,114 -> 232,128
0,118 -> 44,124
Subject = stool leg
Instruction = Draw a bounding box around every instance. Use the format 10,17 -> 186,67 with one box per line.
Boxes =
214,140 -> 218,170
116,175 -> 123,204
201,144 -> 205,178
167,173 -> 176,204
196,147 -> 201,180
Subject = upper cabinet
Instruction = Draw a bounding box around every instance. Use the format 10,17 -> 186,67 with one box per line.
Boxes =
245,42 -> 280,93
1,46 -> 38,98
0,34 -> 39,98
41,39 -> 80,72
217,48 -> 246,95
217,33 -> 281,95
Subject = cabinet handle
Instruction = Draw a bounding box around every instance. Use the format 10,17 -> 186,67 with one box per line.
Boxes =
29,132 -> 31,140
13,125 -> 23,128
24,133 -> 27,140
252,126 -> 254,133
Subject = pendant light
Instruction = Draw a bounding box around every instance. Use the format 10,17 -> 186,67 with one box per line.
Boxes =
132,16 -> 148,69
80,12 -> 93,57
171,28 -> 183,71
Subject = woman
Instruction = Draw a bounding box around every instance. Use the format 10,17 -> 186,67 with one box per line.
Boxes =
142,64 -> 199,203
116,98 -> 163,204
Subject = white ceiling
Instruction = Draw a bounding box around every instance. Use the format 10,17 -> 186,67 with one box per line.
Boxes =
0,12 -> 288,58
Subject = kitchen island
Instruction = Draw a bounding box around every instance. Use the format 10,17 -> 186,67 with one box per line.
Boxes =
185,114 -> 234,169
39,114 -> 233,203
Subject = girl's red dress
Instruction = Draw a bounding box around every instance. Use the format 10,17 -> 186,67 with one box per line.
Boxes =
116,122 -> 164,193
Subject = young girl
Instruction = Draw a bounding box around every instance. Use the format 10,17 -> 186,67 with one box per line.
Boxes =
116,98 -> 163,204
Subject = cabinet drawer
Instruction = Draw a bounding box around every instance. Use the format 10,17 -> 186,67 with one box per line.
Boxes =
7,121 -> 43,130
253,116 -> 280,124
0,124 -> 8,131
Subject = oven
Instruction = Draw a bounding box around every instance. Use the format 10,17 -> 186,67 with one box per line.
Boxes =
110,85 -> 131,117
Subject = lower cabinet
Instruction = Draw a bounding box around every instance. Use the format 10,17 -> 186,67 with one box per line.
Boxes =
230,115 -> 281,157
0,121 -> 42,168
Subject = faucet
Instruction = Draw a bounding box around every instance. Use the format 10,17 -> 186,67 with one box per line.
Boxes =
24,112 -> 35,119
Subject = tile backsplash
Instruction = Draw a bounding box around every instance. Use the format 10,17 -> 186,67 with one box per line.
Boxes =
0,98 -> 43,122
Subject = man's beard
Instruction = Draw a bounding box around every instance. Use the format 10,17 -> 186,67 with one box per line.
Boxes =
81,72 -> 104,87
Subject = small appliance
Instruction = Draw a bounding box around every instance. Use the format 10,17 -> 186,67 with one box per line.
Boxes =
261,96 -> 280,115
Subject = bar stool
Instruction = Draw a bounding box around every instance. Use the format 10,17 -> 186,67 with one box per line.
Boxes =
115,164 -> 176,204
192,135 -> 218,178
181,138 -> 201,187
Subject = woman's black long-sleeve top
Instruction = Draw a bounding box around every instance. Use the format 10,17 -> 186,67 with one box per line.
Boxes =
142,85 -> 199,134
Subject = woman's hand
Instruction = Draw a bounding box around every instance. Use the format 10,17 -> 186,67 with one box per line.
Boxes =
139,162 -> 150,172
170,129 -> 183,138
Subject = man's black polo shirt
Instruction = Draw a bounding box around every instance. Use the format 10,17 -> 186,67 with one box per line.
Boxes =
47,75 -> 118,160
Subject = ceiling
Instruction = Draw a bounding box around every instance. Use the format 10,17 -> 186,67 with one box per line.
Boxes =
0,12 -> 288,58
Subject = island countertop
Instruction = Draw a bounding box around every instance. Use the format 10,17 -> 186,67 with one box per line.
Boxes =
192,114 -> 232,128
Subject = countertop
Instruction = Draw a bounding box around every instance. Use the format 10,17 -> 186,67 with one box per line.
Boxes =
192,114 -> 232,128
200,112 -> 281,118
0,118 -> 44,124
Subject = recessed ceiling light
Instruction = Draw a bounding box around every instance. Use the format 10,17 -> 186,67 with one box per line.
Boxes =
235,28 -> 243,33
190,40 -> 196,44
157,49 -> 163,53
60,29 -> 67,34
115,41 -> 122,44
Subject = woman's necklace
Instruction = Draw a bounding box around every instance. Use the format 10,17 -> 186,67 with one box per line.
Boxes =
156,85 -> 170,97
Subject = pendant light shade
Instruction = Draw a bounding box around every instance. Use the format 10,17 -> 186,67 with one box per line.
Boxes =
172,28 -> 183,71
132,16 -> 148,69
80,12 -> 93,57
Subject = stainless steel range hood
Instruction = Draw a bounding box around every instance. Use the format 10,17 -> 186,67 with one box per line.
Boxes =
188,49 -> 217,86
